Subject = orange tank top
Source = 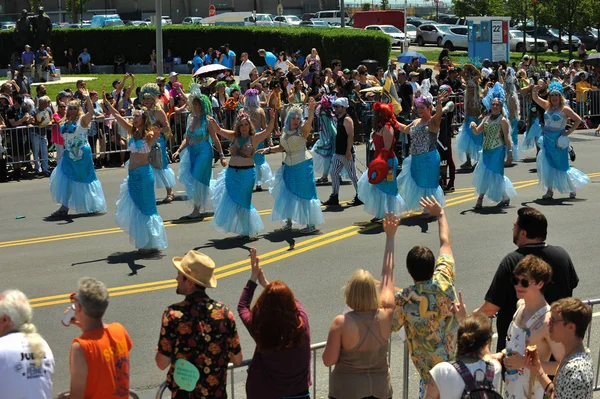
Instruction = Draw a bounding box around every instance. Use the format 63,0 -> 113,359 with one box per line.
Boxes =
72,323 -> 133,399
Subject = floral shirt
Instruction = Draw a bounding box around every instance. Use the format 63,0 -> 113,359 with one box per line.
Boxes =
158,290 -> 242,398
392,254 -> 459,383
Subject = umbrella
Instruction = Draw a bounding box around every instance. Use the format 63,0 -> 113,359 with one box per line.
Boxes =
193,64 -> 231,77
583,53 -> 600,66
397,51 -> 427,65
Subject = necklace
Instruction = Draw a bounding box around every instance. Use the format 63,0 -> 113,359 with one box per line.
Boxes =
489,113 -> 501,121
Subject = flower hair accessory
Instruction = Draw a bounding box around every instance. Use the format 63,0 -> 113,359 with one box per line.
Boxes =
237,110 -> 251,120
320,95 -> 336,108
482,82 -> 506,111
548,80 -> 564,95
244,88 -> 259,97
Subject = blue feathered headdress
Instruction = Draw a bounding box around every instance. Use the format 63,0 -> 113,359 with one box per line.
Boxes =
548,80 -> 564,95
482,82 -> 506,112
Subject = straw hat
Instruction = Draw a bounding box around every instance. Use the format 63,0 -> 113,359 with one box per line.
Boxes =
172,250 -> 217,288
462,63 -> 480,78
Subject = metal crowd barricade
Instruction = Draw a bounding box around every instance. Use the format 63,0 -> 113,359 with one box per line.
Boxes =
155,340 -> 412,399
584,298 -> 600,391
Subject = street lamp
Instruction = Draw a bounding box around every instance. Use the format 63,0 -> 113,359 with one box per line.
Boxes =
533,0 -> 538,63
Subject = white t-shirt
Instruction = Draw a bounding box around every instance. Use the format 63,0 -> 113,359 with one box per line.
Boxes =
429,359 -> 502,399
0,332 -> 55,399
239,59 -> 256,81
275,60 -> 290,73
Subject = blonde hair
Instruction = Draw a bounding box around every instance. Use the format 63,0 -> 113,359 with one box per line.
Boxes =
0,290 -> 46,366
345,269 -> 380,312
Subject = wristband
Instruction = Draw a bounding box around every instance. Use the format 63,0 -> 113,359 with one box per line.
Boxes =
267,147 -> 272,154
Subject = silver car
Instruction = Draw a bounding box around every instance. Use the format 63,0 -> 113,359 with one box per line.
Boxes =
273,15 -> 301,26
416,23 -> 450,47
440,26 -> 468,51
509,30 -> 548,52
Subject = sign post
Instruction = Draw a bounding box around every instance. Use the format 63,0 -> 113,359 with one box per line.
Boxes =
277,3 -> 283,27
208,4 -> 216,17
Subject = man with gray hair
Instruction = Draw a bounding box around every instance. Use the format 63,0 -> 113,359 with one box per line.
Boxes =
61,277 -> 132,399
0,289 -> 54,398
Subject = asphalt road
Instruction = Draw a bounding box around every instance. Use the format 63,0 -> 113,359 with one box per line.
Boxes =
2,129 -> 600,398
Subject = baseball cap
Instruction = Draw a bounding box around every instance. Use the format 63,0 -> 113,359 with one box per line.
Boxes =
333,97 -> 349,108
169,71 -> 179,77
25,44 -> 31,49
343,68 -> 351,74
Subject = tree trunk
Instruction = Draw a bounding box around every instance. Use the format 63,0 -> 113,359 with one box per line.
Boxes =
72,0 -> 78,23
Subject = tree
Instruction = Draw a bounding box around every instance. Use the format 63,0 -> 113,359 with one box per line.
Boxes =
362,3 -> 371,11
451,0 -> 504,18
29,0 -> 43,10
581,0 -> 600,51
381,0 -> 390,10
505,0 -> 531,55
67,0 -> 91,23
537,0 -> 590,58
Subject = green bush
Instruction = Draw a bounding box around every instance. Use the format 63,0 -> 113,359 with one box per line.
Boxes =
0,26 -> 391,69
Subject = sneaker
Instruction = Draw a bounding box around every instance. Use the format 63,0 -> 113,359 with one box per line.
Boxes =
316,176 -> 329,184
460,161 -> 472,169
322,194 -> 340,206
569,192 -> 576,199
350,195 -> 363,206
542,190 -> 554,200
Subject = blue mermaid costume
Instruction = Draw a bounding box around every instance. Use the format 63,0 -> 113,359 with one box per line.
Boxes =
472,117 -> 518,203
397,124 -> 446,212
455,116 -> 483,162
509,117 -> 520,161
254,141 -> 273,188
357,132 -> 407,219
310,112 -> 336,176
211,136 -> 264,236
49,120 -> 107,214
177,119 -> 213,212
115,138 -> 168,250
153,133 -> 176,189
270,128 -> 325,227
537,110 -> 590,194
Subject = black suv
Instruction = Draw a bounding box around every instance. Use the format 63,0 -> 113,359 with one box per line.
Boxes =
522,26 -> 581,52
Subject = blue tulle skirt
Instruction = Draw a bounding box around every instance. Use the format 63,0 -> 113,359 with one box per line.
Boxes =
473,146 -> 518,203
509,117 -> 520,162
178,140 -> 213,211
522,118 -> 542,151
270,160 -> 325,226
211,167 -> 264,236
357,157 -> 408,219
311,114 -> 336,175
397,150 -> 445,212
49,145 -> 107,214
455,116 -> 482,162
115,164 -> 168,250
153,134 -> 176,189
537,131 -> 590,193
254,142 -> 273,187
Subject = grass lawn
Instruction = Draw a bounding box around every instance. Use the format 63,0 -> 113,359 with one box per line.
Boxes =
391,48 -> 596,66
1,73 -> 196,102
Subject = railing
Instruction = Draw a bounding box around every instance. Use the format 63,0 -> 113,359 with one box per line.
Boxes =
585,298 -> 600,391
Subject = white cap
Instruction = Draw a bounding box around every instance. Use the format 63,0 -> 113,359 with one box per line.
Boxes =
333,97 -> 349,108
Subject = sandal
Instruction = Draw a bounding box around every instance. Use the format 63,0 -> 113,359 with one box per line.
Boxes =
50,209 -> 68,217
299,225 -> 318,234
163,194 -> 175,203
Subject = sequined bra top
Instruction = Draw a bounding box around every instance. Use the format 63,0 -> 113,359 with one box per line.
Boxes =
483,116 -> 504,150
409,123 -> 438,155
128,138 -> 151,154
186,117 -> 210,145
544,110 -> 568,132
281,128 -> 312,166
230,137 -> 255,158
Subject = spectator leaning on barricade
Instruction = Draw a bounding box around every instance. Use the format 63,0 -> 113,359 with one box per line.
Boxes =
524,297 -> 594,398
51,101 -> 66,162
61,277 -> 132,399
31,96 -> 52,177
6,94 -> 34,181
156,250 -> 243,398
0,289 -> 55,399
391,196 -> 458,399
475,207 -> 579,352
237,248 -> 311,399
323,213 -> 400,399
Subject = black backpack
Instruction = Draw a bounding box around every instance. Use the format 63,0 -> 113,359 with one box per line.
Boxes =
451,360 -> 503,399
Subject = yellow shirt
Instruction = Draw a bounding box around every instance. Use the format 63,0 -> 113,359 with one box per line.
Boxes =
575,80 -> 597,102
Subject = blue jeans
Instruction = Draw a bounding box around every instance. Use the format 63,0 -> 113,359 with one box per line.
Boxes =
29,130 -> 49,172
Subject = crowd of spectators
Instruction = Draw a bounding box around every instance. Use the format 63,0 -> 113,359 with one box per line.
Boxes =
0,203 -> 595,398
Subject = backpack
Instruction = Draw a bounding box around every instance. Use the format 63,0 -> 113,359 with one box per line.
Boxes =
451,360 -> 503,399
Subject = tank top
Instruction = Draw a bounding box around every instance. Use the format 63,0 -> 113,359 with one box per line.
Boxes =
336,114 -> 354,155
62,119 -> 90,161
482,116 -> 505,150
409,123 -> 437,155
280,128 -> 312,166
330,311 -> 392,399
372,130 -> 396,159
544,110 -> 568,132
72,323 -> 133,399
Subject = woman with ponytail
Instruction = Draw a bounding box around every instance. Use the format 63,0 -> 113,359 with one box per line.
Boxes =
0,289 -> 54,398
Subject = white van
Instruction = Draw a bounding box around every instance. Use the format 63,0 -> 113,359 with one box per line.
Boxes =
314,10 -> 349,25
202,12 -> 274,26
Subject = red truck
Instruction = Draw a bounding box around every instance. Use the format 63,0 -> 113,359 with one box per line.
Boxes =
352,10 -> 405,31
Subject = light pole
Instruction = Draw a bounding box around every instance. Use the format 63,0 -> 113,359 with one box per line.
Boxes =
155,0 -> 163,76
340,0 -> 345,28
533,0 -> 538,63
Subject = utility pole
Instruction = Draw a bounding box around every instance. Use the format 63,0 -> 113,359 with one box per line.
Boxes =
156,0 -> 163,76
340,0 -> 345,28
533,0 -> 538,63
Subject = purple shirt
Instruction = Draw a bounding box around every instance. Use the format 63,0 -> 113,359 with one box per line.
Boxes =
21,51 -> 34,64
237,280 -> 311,398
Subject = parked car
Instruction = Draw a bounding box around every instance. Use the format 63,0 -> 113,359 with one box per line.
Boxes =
329,22 -> 353,28
437,14 -> 466,25
273,15 -> 301,26
314,10 -> 349,25
405,23 -> 417,43
126,20 -> 150,26
440,26 -> 468,51
182,17 -> 203,25
301,13 -> 315,21
299,20 -> 330,28
365,25 -> 407,46
416,23 -> 448,46
406,16 -> 429,28
521,26 -> 580,52
0,23 -> 16,30
91,14 -> 124,28
573,29 -> 597,51
509,30 -> 548,52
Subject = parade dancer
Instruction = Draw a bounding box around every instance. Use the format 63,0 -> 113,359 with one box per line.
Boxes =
49,93 -> 107,217
469,82 -> 517,209
104,95 -> 168,253
357,102 -> 407,221
243,89 -> 272,191
503,67 -> 521,163
311,95 -> 337,184
436,84 -> 456,192
455,64 -> 482,168
140,83 -> 176,203
172,86 -> 227,220
532,81 -> 590,199
397,91 -> 448,213
210,109 -> 277,239
258,98 -> 325,233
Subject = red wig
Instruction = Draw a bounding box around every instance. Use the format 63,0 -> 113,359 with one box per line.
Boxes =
250,280 -> 305,351
373,102 -> 400,131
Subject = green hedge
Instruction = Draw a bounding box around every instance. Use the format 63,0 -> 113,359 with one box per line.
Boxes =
1,26 -> 391,70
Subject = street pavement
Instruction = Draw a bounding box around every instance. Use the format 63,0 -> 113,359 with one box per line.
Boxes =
1,129 -> 600,398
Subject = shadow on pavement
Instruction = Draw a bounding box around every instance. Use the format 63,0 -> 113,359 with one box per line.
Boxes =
460,205 -> 510,215
169,212 -> 214,224
70,250 -> 165,276
43,211 -> 106,225
194,238 -> 255,252
521,198 -> 586,207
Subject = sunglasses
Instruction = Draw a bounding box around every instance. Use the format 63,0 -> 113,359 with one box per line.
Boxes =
512,276 -> 533,288
67,106 -> 79,110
